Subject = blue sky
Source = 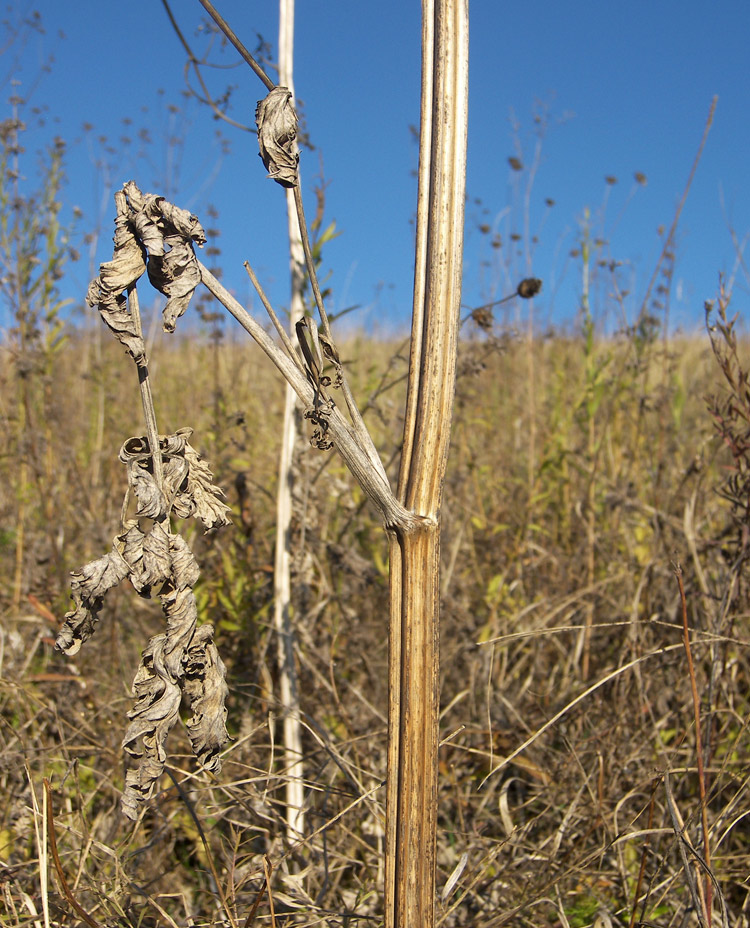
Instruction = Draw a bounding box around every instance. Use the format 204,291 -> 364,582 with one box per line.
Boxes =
4,0 -> 749,336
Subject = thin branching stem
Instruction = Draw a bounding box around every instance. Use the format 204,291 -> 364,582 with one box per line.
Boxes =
197,0 -> 275,92
636,96 -> 717,326
291,185 -> 332,340
161,0 -> 251,131
198,260 -> 419,533
243,260 -> 304,373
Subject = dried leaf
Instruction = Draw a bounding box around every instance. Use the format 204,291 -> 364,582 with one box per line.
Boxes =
182,439 -> 232,530
120,435 -> 167,519
86,190 -> 147,365
59,420 -> 229,818
170,533 -> 201,590
182,624 -> 229,772
127,185 -> 205,332
134,522 -> 172,594
121,632 -> 182,818
99,191 -> 147,292
86,281 -> 146,366
255,87 -> 299,187
56,545 -> 131,655
123,181 -> 206,332
121,585 -> 199,818
147,236 -> 203,333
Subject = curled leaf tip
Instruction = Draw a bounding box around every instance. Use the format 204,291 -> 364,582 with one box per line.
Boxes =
255,86 -> 299,187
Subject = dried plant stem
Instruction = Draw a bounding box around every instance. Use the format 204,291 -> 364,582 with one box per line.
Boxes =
128,285 -> 164,493
199,262 -> 418,534
291,185 -> 331,338
674,564 -> 712,927
196,0 -> 275,92
636,96 -> 716,326
290,184 -> 388,484
43,779 -> 103,928
386,3 -> 468,927
629,777 -> 659,928
243,261 -> 302,372
273,0 -> 306,844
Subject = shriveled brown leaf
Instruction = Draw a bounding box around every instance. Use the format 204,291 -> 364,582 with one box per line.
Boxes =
147,235 -> 203,333
121,632 -> 183,819
56,545 -> 131,655
120,181 -> 206,332
169,532 -> 201,590
182,439 -> 232,530
86,190 -> 147,364
119,435 -> 168,520
182,623 -> 229,772
86,282 -> 146,366
255,86 -> 299,187
121,586 -> 201,818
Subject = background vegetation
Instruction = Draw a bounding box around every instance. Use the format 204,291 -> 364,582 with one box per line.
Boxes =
2,302 -> 749,926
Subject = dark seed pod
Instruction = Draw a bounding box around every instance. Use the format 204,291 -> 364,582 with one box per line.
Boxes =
517,277 -> 542,299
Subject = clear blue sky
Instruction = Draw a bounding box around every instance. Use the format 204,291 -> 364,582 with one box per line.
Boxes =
4,0 -> 749,336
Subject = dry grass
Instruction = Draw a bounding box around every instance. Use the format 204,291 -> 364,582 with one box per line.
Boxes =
1,324 -> 748,927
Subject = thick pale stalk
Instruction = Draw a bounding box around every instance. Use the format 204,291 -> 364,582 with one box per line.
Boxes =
386,2 -> 468,927
273,0 -> 306,843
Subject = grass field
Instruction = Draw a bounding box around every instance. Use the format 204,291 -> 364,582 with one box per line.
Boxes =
1,316 -> 748,927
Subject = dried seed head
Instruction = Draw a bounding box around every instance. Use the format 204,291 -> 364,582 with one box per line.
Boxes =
255,86 -> 299,187
517,277 -> 542,299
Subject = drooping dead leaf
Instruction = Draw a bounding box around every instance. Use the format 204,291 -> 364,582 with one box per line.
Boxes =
182,623 -> 229,772
121,629 -> 183,819
182,439 -> 232,530
56,545 -> 131,655
123,181 -> 206,332
85,190 -> 147,364
120,581 -> 229,819
87,182 -> 206,343
117,430 -> 231,528
255,86 -> 299,187
57,428 -> 230,817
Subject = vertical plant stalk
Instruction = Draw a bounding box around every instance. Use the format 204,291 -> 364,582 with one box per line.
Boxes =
580,225 -> 596,681
273,0 -> 306,842
674,564 -> 712,927
128,285 -> 164,494
386,3 -> 468,927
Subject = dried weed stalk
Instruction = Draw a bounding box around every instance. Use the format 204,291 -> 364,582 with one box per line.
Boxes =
57,182 -> 231,819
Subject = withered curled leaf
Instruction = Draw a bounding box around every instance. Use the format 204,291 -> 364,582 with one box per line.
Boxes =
182,440 -> 232,530
118,429 -> 231,528
86,190 -> 147,364
121,181 -> 206,333
120,585 -> 229,819
169,533 -> 201,591
56,545 -> 131,655
121,631 -> 183,819
255,86 -> 299,187
59,426 -> 230,819
182,623 -> 229,772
